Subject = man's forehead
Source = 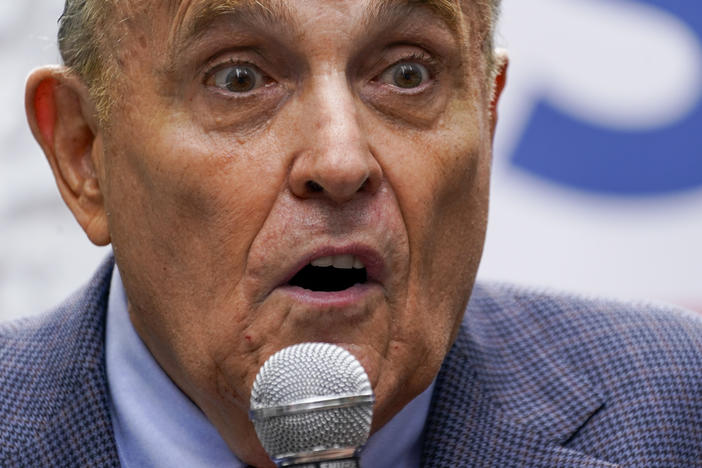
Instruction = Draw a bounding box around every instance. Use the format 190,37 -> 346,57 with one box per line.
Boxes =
121,0 -> 463,38
112,0 -> 467,64
155,0 -> 462,16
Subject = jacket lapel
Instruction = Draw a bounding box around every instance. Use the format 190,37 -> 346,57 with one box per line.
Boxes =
422,283 -> 615,467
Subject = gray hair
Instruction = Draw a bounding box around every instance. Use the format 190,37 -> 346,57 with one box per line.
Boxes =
58,0 -> 117,119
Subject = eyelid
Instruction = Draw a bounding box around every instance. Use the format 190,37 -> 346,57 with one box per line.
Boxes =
378,49 -> 437,73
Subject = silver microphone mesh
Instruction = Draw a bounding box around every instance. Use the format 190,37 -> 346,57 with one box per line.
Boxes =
249,343 -> 374,464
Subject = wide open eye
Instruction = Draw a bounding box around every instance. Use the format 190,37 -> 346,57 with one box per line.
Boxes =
379,62 -> 430,89
211,64 -> 264,93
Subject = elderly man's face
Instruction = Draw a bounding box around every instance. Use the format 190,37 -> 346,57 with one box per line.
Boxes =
70,0 -> 501,464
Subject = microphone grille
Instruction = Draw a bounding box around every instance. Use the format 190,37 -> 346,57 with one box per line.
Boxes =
250,343 -> 373,461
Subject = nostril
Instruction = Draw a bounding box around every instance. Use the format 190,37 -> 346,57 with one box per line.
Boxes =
359,177 -> 369,191
306,180 -> 324,193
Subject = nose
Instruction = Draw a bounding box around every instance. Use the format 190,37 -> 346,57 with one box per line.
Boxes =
289,74 -> 382,204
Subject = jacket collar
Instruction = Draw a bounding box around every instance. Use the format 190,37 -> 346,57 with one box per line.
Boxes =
422,283 -> 614,466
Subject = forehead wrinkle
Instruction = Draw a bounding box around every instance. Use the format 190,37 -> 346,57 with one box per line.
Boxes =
168,0 -> 296,57
366,0 -> 461,33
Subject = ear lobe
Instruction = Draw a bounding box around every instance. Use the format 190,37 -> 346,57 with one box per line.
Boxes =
25,66 -> 111,246
489,49 -> 509,140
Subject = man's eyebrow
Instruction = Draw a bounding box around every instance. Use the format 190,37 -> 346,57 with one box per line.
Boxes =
170,0 -> 297,55
367,0 -> 461,33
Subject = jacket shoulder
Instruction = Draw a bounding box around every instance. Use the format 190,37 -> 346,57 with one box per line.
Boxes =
465,282 -> 702,465
0,269 -> 109,386
469,282 -> 702,376
0,257 -> 118,465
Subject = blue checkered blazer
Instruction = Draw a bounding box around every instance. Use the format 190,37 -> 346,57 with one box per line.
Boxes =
2,257 -> 702,467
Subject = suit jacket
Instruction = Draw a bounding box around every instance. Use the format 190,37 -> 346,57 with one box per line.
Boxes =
2,257 -> 702,467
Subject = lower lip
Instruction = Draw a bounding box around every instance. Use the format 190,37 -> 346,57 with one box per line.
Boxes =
276,282 -> 378,309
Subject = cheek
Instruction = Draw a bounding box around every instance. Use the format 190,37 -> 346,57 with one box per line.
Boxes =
377,121 -> 490,341
382,126 -> 489,262
104,122 -> 287,332
103,121 -> 293,403
110,124 -> 280,249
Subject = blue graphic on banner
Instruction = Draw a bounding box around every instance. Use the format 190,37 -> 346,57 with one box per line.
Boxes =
511,0 -> 702,196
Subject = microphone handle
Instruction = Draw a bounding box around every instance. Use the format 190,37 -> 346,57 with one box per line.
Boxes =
286,457 -> 360,468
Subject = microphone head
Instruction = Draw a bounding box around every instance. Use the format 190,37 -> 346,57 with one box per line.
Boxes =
249,343 -> 374,465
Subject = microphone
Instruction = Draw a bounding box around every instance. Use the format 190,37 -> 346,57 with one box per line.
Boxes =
249,343 -> 374,467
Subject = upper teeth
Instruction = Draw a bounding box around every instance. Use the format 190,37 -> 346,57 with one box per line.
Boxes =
311,255 -> 365,269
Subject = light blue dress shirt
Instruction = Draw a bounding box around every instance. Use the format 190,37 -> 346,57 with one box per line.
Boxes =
106,266 -> 434,467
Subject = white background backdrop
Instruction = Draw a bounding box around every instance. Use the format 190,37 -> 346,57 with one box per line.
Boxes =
1,0 -> 701,321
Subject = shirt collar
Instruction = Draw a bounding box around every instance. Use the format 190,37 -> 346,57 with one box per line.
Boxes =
106,265 -> 433,467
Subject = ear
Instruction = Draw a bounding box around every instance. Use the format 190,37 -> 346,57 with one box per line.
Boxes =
25,66 -> 111,246
489,49 -> 509,141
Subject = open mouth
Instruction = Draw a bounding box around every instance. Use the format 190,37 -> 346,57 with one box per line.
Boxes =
288,255 -> 368,292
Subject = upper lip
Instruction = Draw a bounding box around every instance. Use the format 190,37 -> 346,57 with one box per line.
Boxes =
277,244 -> 386,288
